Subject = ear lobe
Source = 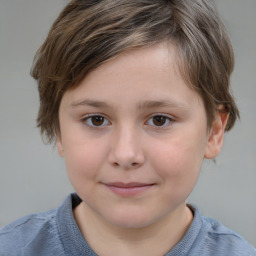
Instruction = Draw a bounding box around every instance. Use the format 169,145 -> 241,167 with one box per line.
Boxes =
204,109 -> 229,159
56,135 -> 65,157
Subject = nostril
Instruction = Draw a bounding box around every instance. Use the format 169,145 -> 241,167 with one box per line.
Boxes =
113,162 -> 120,167
111,161 -> 141,169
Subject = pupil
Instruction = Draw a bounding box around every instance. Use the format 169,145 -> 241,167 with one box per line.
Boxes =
153,116 -> 166,126
92,116 -> 104,126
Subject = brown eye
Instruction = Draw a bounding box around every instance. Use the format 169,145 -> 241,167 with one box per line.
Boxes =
84,115 -> 110,127
152,116 -> 167,126
91,116 -> 105,126
147,115 -> 172,127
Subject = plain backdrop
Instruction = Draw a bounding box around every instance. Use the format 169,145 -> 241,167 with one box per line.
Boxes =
0,0 -> 255,246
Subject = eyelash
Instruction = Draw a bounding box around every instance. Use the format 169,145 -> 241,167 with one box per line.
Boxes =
146,114 -> 174,127
81,113 -> 174,128
81,114 -> 111,127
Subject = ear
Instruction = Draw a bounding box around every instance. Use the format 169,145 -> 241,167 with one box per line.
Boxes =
56,133 -> 65,157
204,107 -> 229,159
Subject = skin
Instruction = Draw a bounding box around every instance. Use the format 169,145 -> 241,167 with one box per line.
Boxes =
57,43 -> 228,256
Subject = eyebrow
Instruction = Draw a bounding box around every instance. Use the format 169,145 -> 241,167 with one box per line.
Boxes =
137,99 -> 189,110
70,99 -> 189,110
71,99 -> 110,108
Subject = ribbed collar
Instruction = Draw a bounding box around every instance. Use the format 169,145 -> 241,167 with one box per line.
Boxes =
56,193 -> 98,255
166,204 -> 202,256
56,194 -> 202,256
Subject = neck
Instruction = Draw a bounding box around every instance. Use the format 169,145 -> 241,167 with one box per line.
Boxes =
73,202 -> 193,256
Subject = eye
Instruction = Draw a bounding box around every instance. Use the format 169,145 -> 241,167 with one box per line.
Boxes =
82,115 -> 110,127
146,115 -> 173,127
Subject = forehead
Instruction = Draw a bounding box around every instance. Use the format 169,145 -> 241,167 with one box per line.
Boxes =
60,43 -> 203,111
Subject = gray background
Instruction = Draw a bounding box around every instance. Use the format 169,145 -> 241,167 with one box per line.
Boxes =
0,0 -> 255,246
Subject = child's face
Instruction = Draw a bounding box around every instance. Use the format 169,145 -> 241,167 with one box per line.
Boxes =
57,43 -> 223,229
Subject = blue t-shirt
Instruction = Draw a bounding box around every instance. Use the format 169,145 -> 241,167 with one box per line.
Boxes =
0,193 -> 255,256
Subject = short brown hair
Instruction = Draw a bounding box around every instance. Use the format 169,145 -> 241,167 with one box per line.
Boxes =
31,0 -> 239,144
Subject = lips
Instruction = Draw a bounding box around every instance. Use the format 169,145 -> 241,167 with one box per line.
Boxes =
107,182 -> 152,188
102,182 -> 155,196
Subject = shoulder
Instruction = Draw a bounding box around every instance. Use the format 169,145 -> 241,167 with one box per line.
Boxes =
0,194 -> 79,256
0,209 -> 58,255
200,215 -> 256,256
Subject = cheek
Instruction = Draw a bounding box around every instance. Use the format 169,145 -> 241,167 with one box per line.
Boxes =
149,133 -> 206,186
63,140 -> 106,186
150,141 -> 202,205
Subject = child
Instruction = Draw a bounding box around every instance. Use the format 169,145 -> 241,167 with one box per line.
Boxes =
0,0 -> 255,255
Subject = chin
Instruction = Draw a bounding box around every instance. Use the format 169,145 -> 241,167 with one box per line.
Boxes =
104,209 -> 160,229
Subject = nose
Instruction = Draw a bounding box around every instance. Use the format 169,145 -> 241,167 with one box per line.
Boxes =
108,125 -> 145,170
